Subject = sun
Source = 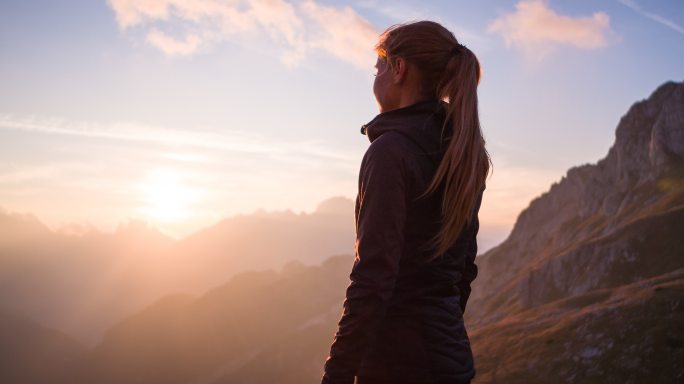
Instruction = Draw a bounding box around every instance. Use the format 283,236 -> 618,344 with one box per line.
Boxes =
138,168 -> 198,223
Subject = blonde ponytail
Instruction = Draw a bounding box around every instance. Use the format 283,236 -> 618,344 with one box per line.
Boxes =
375,21 -> 492,261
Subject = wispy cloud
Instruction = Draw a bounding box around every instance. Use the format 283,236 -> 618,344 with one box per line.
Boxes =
617,0 -> 684,35
0,113 -> 357,165
488,0 -> 613,61
0,163 -> 104,185
145,27 -> 202,55
298,1 -> 379,68
106,0 -> 379,69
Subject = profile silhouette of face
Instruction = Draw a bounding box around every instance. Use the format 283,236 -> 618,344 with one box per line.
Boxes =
372,56 -> 397,113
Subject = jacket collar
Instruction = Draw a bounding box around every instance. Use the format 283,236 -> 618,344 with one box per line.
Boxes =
361,99 -> 451,162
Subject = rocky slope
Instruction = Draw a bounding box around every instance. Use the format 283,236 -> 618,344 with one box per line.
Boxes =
470,268 -> 684,383
467,81 -> 684,326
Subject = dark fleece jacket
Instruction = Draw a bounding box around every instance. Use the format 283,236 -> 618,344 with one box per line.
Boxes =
321,100 -> 483,384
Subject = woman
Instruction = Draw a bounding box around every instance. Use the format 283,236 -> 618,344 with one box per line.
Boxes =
321,21 -> 491,384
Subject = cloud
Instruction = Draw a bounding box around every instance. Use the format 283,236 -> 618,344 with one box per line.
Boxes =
145,28 -> 202,55
617,0 -> 684,35
106,0 -> 379,69
299,1 -> 378,68
0,113 -> 358,166
488,0 -> 613,61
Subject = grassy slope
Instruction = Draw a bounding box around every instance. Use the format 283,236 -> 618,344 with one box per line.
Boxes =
470,268 -> 684,384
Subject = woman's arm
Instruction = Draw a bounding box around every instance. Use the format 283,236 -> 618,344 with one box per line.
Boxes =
322,134 -> 407,384
457,188 -> 484,314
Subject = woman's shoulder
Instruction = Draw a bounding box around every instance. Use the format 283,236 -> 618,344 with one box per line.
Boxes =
365,131 -> 414,160
358,133 -> 416,186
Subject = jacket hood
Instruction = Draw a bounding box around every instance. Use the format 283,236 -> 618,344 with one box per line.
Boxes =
361,99 -> 451,166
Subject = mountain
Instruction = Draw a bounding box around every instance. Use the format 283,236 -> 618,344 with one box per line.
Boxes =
74,255 -> 351,384
0,308 -> 85,384
469,268 -> 684,383
169,195 -> 355,293
0,196 -> 354,347
0,214 -> 177,347
465,80 -> 684,382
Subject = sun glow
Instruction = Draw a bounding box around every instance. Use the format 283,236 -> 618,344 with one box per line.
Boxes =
138,168 -> 199,223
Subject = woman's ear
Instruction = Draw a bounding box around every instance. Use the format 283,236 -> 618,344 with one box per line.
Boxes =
392,57 -> 407,85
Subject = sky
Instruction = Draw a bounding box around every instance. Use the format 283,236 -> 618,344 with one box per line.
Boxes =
0,0 -> 682,250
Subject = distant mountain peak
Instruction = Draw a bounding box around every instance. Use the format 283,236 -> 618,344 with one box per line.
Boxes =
609,80 -> 684,183
508,81 -> 684,246
315,196 -> 354,215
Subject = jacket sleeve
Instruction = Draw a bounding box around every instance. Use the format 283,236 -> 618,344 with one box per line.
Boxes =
322,135 -> 407,384
457,188 -> 484,314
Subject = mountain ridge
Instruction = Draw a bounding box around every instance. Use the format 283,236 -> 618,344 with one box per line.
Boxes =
467,80 -> 684,327
0,196 -> 355,347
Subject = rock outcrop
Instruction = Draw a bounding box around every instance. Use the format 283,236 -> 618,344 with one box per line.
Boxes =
467,81 -> 684,326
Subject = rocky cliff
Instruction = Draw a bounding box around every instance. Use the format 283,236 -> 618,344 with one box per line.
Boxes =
467,81 -> 684,326
465,80 -> 684,383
